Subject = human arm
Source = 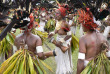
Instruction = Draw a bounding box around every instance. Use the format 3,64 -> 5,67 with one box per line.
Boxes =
48,30 -> 57,38
52,39 -> 70,53
44,51 -> 53,57
64,34 -> 71,41
77,36 -> 86,74
36,37 -> 46,60
44,50 -> 57,58
36,37 -> 57,59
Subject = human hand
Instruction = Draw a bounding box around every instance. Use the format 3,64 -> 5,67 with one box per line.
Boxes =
52,40 -> 56,44
54,41 -> 62,47
44,56 -> 49,60
48,33 -> 54,38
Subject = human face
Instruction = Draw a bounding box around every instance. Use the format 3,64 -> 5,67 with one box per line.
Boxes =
40,12 -> 47,21
89,0 -> 96,7
55,10 -> 62,20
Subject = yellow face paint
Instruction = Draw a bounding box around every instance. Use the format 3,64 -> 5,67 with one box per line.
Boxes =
55,21 -> 62,30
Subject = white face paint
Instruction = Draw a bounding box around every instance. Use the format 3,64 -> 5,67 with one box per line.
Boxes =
42,13 -> 46,17
40,12 -> 46,21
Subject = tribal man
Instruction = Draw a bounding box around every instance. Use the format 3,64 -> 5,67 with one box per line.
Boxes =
13,11 -> 46,60
77,8 -> 110,74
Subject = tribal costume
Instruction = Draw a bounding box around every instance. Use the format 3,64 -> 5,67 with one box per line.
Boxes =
55,34 -> 73,74
54,5 -> 73,74
78,8 -> 110,74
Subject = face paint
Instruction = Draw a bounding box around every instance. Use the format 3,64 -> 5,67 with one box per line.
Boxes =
56,12 -> 60,16
42,13 -> 46,17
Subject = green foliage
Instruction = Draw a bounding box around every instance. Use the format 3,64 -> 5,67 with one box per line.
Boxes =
45,19 -> 56,32
0,33 -> 15,56
71,34 -> 79,53
35,18 -> 40,24
81,52 -> 110,74
0,49 -> 53,74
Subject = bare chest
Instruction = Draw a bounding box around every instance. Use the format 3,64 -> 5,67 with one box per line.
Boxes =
17,36 -> 36,49
57,29 -> 67,35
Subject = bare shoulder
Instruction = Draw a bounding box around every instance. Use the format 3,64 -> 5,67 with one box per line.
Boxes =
97,33 -> 106,40
80,35 -> 86,40
31,34 -> 42,46
31,34 -> 41,41
79,35 -> 86,53
79,35 -> 86,43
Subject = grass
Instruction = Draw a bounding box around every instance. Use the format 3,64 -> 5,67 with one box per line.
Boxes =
42,40 -> 56,74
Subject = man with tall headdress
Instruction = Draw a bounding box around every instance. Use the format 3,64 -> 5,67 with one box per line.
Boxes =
13,10 -> 47,60
77,8 -> 110,74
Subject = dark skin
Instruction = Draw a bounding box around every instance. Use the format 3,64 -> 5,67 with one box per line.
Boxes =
14,30 -> 46,60
45,10 -> 71,57
77,25 -> 108,74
